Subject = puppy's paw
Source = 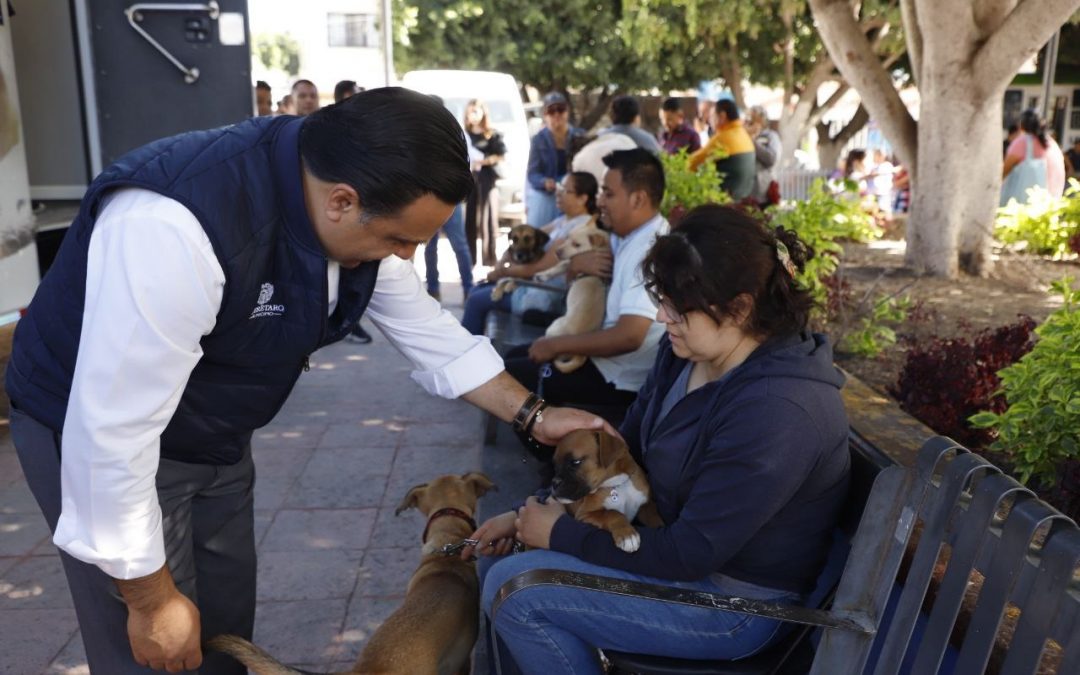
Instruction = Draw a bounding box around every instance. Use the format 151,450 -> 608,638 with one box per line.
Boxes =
614,529 -> 641,553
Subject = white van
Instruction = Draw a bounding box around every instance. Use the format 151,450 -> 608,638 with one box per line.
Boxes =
400,70 -> 529,223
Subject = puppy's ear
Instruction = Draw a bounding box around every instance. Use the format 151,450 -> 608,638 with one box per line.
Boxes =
394,483 -> 427,515
463,472 -> 497,498
533,229 -> 551,250
596,432 -> 626,468
588,232 -> 608,249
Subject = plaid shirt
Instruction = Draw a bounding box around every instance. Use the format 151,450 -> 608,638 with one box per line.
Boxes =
660,122 -> 702,155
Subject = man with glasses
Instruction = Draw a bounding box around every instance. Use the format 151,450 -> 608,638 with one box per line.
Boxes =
525,92 -> 585,226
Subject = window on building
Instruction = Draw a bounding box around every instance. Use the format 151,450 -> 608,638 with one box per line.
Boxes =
327,13 -> 379,48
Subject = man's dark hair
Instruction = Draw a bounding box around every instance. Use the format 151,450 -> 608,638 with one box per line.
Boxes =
602,148 -> 665,207
334,79 -> 360,103
292,79 -> 316,92
661,97 -> 683,113
300,87 -> 473,218
610,95 -> 641,125
255,80 -> 271,92
715,99 -> 740,121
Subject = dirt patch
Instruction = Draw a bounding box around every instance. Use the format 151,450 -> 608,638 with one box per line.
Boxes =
827,240 -> 1079,397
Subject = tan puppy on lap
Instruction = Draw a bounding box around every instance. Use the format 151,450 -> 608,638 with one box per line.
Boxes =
549,429 -> 661,552
208,472 -> 496,675
537,220 -> 611,373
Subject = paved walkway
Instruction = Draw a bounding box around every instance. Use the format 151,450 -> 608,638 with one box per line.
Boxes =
0,241 -> 542,673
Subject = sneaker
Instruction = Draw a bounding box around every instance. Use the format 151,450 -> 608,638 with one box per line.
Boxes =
344,325 -> 373,344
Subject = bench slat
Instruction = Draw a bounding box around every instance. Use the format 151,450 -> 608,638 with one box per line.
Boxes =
909,471 -> 1021,674
811,464 -> 916,675
954,497 -> 1063,673
872,453 -> 995,674
999,527 -> 1080,675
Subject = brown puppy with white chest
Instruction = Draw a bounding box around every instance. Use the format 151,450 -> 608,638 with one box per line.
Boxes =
549,429 -> 661,553
208,472 -> 496,675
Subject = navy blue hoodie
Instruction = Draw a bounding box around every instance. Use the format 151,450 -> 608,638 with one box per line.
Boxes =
549,332 -> 850,594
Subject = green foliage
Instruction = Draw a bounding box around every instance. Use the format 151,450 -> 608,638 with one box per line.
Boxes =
995,179 -> 1080,259
767,179 -> 881,309
838,293 -> 911,357
254,33 -> 301,77
970,278 -> 1080,486
658,149 -> 730,220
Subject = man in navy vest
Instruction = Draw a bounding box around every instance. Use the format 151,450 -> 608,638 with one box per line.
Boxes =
5,87 -> 606,673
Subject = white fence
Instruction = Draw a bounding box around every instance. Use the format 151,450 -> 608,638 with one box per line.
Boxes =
777,168 -> 831,202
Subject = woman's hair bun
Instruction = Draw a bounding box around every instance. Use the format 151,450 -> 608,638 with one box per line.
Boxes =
774,226 -> 813,273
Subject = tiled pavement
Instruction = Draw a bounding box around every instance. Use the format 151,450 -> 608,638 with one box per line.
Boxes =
0,262 -> 544,674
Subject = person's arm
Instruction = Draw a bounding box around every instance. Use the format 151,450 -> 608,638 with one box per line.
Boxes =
496,245 -> 562,280
364,256 -> 614,444
528,315 -> 653,363
56,188 -> 225,669
1003,136 -> 1025,178
526,133 -> 548,190
688,133 -> 724,171
538,398 -> 825,580
755,132 -> 780,169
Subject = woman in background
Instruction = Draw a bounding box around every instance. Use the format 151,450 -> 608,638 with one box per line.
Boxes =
464,99 -> 507,266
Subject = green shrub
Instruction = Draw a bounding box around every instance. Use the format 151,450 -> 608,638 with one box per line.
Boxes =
658,148 -> 730,222
995,178 -> 1080,258
766,179 -> 881,310
837,292 -> 911,358
970,278 -> 1080,486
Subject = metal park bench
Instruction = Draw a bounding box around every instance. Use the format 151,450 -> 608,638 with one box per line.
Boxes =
490,436 -> 1080,675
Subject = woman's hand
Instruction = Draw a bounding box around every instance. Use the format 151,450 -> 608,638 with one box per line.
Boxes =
463,511 -> 518,559
544,178 -> 557,193
515,497 -> 567,549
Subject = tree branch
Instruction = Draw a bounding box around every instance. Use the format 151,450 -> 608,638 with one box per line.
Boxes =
973,0 -> 1020,37
809,82 -> 850,128
899,0 -> 922,84
975,0 -> 1080,85
809,0 -> 918,168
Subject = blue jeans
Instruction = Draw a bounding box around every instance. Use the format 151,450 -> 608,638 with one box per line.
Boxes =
462,282 -> 512,335
525,185 -> 559,228
481,550 -> 799,675
424,203 -> 473,295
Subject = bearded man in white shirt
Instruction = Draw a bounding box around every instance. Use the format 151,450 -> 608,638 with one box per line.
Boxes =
5,88 -> 607,674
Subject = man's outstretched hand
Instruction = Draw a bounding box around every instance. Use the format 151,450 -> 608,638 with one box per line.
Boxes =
530,405 -> 622,447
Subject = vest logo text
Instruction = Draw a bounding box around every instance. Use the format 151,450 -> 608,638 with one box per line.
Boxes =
250,282 -> 285,319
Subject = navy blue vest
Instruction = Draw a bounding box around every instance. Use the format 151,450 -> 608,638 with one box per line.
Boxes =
5,116 -> 380,464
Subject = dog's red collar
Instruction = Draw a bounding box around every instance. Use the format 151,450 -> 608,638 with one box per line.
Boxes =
422,508 -> 477,543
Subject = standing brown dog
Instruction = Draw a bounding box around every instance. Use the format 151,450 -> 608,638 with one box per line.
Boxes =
208,472 -> 496,675
549,430 -> 661,552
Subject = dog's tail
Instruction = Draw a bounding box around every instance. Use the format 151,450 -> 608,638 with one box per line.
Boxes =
206,635 -> 325,675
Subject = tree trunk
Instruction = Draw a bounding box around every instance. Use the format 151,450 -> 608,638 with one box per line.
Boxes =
816,104 -> 870,173
720,38 -> 746,110
906,79 -> 1004,277
577,87 -> 617,133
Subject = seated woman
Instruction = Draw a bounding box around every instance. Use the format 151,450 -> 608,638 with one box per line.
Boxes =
461,171 -> 599,335
467,205 -> 851,674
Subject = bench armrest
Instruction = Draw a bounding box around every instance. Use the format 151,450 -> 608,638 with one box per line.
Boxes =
491,568 -> 874,634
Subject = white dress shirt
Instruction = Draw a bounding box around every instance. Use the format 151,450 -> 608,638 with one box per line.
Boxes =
54,188 -> 503,579
591,213 -> 668,392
